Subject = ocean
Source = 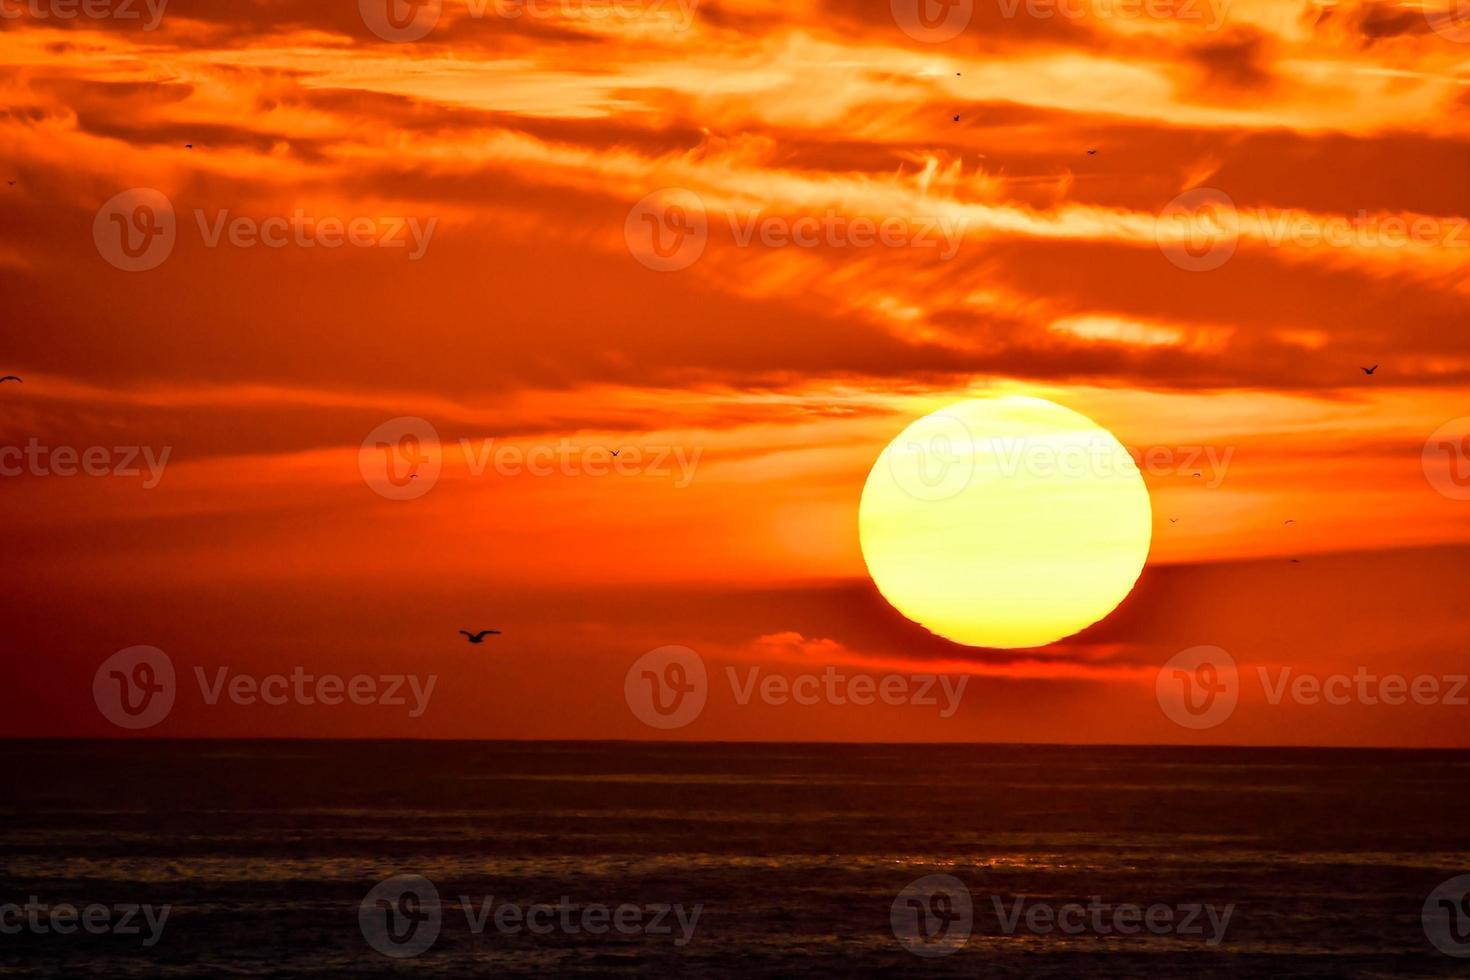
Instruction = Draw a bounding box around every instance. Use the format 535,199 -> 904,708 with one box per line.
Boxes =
1,740 -> 1467,977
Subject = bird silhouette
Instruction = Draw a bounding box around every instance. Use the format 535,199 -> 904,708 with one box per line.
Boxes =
1169,518 -> 1179,523
1361,365 -> 1377,375
185,144 -> 193,149
1192,472 -> 1202,478
611,450 -> 620,458
1284,519 -> 1296,525
459,630 -> 501,644
952,114 -> 960,122
1087,148 -> 1097,155
0,376 -> 20,384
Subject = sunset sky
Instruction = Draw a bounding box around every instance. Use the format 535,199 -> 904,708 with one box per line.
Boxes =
2,0 -> 1469,745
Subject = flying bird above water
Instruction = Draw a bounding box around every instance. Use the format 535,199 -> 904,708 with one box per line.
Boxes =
0,375 -> 20,383
1361,365 -> 1377,375
459,630 -> 501,644
1087,148 -> 1097,155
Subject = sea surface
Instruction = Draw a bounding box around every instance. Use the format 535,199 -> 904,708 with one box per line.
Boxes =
1,741 -> 1468,977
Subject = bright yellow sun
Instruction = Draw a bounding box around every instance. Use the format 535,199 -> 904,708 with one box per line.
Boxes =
859,396 -> 1153,649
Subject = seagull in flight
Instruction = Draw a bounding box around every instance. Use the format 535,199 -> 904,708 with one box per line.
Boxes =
459,630 -> 501,644
0,375 -> 20,384
1087,148 -> 1097,155
1361,365 -> 1377,375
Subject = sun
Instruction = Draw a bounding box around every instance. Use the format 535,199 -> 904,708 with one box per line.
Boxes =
858,396 -> 1152,649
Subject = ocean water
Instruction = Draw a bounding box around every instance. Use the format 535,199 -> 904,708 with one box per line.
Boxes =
1,741 -> 1468,977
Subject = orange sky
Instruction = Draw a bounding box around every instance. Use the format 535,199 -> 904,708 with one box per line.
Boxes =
2,0 -> 1469,745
